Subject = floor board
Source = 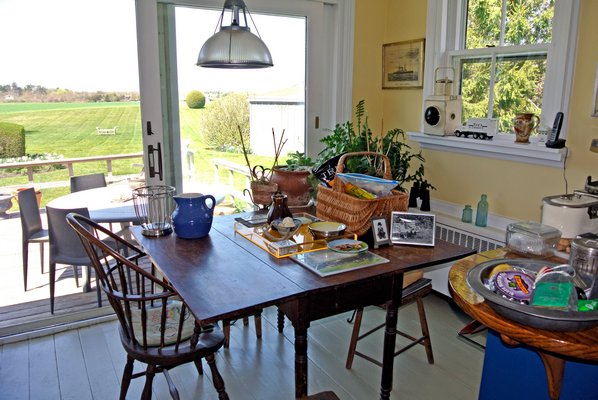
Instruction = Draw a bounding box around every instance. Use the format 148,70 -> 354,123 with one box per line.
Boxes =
0,289 -> 485,399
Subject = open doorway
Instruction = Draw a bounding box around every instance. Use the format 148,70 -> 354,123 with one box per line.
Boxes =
173,6 -> 306,209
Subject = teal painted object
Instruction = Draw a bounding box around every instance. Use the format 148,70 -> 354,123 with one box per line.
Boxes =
475,194 -> 488,227
172,193 -> 216,239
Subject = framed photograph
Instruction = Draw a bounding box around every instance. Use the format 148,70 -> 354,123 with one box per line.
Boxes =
371,216 -> 391,249
390,211 -> 436,246
382,38 -> 425,89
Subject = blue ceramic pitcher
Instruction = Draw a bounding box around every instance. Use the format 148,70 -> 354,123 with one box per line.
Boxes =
172,193 -> 216,239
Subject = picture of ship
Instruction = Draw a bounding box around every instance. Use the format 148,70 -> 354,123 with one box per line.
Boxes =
388,66 -> 418,82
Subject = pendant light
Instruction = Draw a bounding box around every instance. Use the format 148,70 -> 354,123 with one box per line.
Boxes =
197,0 -> 273,69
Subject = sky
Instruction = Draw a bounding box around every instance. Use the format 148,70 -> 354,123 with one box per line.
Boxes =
0,0 -> 305,96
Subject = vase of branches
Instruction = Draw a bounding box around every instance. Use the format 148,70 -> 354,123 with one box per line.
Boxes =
240,127 -> 286,209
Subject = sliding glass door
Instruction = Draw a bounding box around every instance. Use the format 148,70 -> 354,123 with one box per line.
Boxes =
135,0 -> 353,193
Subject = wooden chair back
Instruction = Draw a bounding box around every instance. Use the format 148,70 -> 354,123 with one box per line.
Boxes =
67,212 -> 192,350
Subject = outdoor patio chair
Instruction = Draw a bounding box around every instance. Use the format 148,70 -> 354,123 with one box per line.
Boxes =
70,172 -> 107,193
46,206 -> 102,314
67,212 -> 229,400
345,271 -> 434,369
18,187 -> 49,291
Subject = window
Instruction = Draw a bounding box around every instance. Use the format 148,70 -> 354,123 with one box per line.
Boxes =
410,0 -> 579,167
454,0 -> 553,132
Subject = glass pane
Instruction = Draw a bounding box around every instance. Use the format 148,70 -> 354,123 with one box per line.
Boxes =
505,0 -> 554,45
493,54 -> 546,132
459,57 -> 491,122
175,7 -> 306,204
465,0 -> 502,49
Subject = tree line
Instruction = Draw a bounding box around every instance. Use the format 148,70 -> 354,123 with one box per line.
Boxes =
0,82 -> 139,103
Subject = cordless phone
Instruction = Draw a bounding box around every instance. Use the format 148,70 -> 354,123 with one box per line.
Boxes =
545,112 -> 565,148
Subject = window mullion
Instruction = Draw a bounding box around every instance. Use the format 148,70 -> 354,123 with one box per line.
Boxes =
487,54 -> 497,118
499,0 -> 507,46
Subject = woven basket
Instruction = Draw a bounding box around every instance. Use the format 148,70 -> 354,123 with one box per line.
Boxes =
316,152 -> 408,236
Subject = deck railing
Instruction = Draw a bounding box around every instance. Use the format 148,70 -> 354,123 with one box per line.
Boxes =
0,152 -> 143,183
211,158 -> 251,199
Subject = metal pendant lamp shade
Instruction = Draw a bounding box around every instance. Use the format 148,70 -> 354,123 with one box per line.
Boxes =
197,0 -> 273,69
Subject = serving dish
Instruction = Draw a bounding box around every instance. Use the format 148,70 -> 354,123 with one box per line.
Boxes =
271,218 -> 302,235
467,258 -> 598,331
308,221 -> 347,238
328,239 -> 368,254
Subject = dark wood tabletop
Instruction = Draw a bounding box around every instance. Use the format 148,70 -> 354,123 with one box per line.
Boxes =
448,248 -> 598,400
131,211 -> 476,399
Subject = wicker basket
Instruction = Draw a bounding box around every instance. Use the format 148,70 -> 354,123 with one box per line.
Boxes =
316,152 -> 408,236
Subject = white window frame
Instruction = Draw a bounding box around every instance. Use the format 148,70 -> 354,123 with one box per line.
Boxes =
408,0 -> 579,168
135,0 -> 354,188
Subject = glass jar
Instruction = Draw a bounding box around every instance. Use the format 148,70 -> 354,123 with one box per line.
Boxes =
461,205 -> 473,223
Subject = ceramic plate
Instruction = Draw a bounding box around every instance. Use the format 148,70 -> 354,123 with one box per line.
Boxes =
328,239 -> 368,254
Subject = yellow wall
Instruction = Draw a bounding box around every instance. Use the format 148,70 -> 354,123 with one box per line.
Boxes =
352,0 -> 598,222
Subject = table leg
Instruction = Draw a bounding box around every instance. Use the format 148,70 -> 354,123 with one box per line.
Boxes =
380,274 -> 403,400
294,325 -> 309,399
538,352 -> 565,400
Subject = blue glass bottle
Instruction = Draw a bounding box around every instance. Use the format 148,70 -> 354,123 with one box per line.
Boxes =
475,194 -> 488,227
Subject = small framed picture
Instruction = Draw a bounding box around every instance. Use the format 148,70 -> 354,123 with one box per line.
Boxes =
371,216 -> 391,249
390,211 -> 436,246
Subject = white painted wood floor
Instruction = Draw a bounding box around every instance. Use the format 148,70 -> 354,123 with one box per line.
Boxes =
0,294 -> 486,400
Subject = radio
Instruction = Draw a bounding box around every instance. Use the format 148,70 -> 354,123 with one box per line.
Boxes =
423,95 -> 462,136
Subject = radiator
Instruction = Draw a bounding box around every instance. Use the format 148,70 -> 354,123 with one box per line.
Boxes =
423,223 -> 505,296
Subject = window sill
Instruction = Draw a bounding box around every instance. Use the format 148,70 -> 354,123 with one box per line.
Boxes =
407,132 -> 566,168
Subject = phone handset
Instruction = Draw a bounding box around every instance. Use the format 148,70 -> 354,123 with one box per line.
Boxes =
546,112 -> 565,148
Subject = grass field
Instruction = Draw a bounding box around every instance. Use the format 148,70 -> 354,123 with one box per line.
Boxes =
0,101 -> 279,208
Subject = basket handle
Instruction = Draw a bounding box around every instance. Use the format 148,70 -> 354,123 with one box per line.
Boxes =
336,152 -> 393,179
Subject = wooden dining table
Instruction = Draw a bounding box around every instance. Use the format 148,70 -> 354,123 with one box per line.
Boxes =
130,212 -> 475,399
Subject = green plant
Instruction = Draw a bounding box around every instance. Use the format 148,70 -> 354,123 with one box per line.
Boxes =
0,122 -> 25,157
285,151 -> 315,171
318,100 -> 431,192
202,93 -> 250,151
185,90 -> 206,109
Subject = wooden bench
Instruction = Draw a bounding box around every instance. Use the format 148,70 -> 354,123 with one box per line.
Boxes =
96,126 -> 117,135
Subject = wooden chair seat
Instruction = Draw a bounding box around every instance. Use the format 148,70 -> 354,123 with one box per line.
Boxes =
346,273 -> 434,369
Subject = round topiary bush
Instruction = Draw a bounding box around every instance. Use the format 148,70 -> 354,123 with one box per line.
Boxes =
0,122 -> 25,158
185,90 -> 206,109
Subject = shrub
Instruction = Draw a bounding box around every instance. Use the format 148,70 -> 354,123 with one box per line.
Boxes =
201,93 -> 250,151
185,90 -> 206,109
0,122 -> 25,158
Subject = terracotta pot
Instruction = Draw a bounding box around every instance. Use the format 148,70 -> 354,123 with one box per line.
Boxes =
271,167 -> 312,207
15,188 -> 42,207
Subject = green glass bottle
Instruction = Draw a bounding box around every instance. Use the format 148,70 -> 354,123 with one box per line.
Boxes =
461,204 -> 473,223
475,194 -> 488,227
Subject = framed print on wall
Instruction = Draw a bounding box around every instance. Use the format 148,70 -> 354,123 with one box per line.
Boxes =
382,38 -> 425,89
390,211 -> 436,246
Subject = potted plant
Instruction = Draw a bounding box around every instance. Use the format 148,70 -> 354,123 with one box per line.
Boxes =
271,151 -> 317,207
239,127 -> 284,208
317,100 -> 432,193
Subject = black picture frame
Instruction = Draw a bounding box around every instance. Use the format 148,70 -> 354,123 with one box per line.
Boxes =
371,216 -> 391,249
390,211 -> 436,246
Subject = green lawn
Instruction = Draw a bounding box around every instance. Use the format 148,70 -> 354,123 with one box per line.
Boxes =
0,101 -> 279,208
